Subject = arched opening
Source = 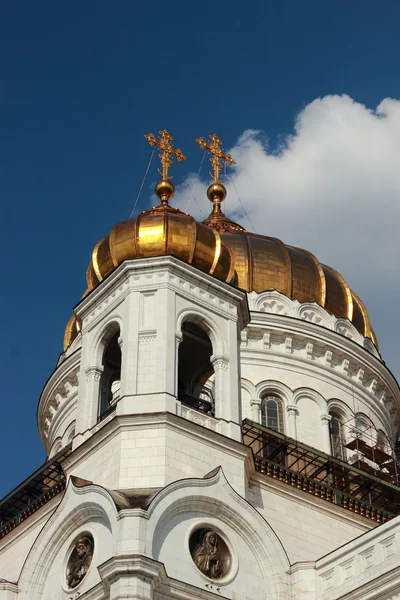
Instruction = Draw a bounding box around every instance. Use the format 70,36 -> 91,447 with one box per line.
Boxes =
261,395 -> 284,433
329,412 -> 346,460
376,430 -> 389,453
98,330 -> 121,421
178,322 -> 215,415
354,414 -> 371,442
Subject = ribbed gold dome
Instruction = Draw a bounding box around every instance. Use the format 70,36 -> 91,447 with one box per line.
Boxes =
63,204 -> 235,350
63,204 -> 376,351
86,204 -> 234,290
218,229 -> 376,344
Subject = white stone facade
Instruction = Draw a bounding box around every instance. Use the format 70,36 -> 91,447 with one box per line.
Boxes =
1,255 -> 400,599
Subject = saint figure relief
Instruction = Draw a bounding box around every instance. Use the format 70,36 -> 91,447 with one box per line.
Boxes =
192,530 -> 223,579
66,536 -> 93,589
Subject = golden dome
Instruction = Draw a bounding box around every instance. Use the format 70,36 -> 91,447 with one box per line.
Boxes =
85,203 -> 235,291
218,229 -> 376,344
63,175 -> 376,351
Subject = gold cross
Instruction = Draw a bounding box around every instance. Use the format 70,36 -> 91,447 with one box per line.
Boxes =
196,134 -> 236,183
144,129 -> 186,181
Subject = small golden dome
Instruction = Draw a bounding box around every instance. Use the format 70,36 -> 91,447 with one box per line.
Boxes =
85,203 -> 235,291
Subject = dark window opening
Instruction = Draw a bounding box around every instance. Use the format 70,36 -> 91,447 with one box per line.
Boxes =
98,331 -> 121,422
330,413 -> 346,460
178,322 -> 215,416
261,395 -> 285,461
261,396 -> 284,433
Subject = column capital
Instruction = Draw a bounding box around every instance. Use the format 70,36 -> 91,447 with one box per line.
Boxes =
286,404 -> 298,416
85,365 -> 104,382
117,335 -> 123,349
321,413 -> 332,423
250,398 -> 261,407
175,332 -> 183,348
211,354 -> 229,371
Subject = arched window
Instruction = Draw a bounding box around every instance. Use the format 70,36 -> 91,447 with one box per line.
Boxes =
329,413 -> 346,460
354,414 -> 370,442
376,430 -> 389,453
261,396 -> 284,433
178,322 -> 214,415
98,330 -> 121,421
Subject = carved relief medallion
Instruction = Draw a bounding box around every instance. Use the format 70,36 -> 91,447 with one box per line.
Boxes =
66,533 -> 94,589
189,528 -> 231,579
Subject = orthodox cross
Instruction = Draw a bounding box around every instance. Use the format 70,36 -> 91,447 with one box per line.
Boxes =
144,129 -> 186,180
196,134 -> 236,183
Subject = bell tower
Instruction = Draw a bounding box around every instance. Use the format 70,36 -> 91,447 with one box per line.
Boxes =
38,130 -> 249,494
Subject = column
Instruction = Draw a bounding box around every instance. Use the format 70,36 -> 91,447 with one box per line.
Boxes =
117,335 -> 124,397
211,354 -> 230,421
174,332 -> 183,416
250,398 -> 261,423
85,366 -> 104,425
320,413 -> 332,454
286,404 -> 298,439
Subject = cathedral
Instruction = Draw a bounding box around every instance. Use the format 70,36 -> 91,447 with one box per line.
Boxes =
0,130 -> 399,599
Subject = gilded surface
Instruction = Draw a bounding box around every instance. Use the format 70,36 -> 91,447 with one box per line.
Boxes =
196,134 -> 235,183
64,204 -> 376,350
144,129 -> 186,182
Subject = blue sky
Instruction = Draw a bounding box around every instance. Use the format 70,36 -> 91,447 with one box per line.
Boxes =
1,1 -> 400,497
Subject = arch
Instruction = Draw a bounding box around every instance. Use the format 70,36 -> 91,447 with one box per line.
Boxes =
62,421 -> 76,447
328,412 -> 346,460
293,387 -> 326,413
334,318 -> 359,341
261,395 -> 285,433
241,378 -> 256,398
18,481 -> 117,600
255,380 -> 293,409
97,325 -> 122,421
376,429 -> 391,453
293,388 -> 327,450
326,398 -> 354,423
92,317 -> 123,366
176,308 -> 224,357
50,437 -> 63,458
147,468 -> 290,598
353,412 -> 376,445
178,321 -> 215,415
255,291 -> 294,316
297,303 -> 330,327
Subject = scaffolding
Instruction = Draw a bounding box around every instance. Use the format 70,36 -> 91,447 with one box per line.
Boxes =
0,445 -> 71,538
242,419 -> 400,523
338,415 -> 399,485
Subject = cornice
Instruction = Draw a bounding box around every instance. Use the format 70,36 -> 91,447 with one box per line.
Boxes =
241,313 -> 399,429
37,350 -> 80,448
63,411 -> 250,476
75,256 -> 250,333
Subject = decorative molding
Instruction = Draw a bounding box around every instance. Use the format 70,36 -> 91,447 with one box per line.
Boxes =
85,365 -> 104,382
211,355 -> 229,371
248,290 -> 380,357
138,329 -> 157,344
320,413 -> 332,423
181,405 -> 219,432
239,322 -> 397,421
250,398 -> 262,407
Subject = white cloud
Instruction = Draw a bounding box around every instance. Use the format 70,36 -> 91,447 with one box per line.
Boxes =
173,95 -> 400,371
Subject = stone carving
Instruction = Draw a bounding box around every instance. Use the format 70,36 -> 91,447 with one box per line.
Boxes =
190,529 -> 231,580
301,310 -> 323,325
261,300 -> 289,316
66,535 -> 93,589
192,530 -> 223,578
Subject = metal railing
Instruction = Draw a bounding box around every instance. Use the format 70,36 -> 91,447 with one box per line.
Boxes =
242,419 -> 400,523
179,391 -> 214,416
0,446 -> 71,538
